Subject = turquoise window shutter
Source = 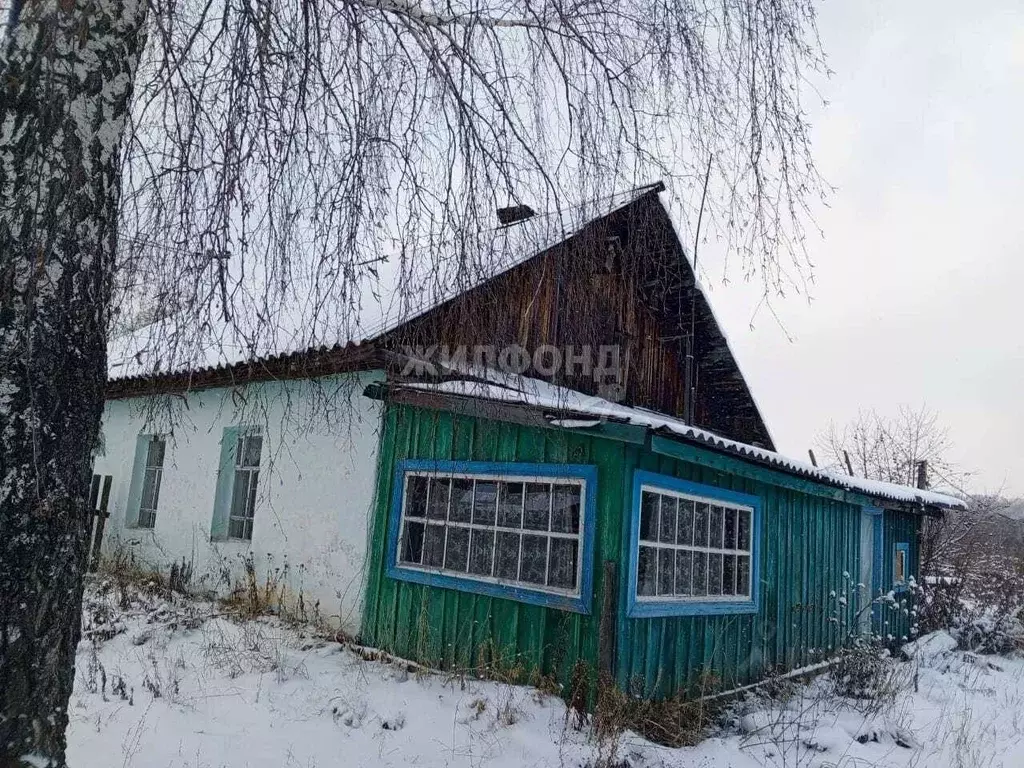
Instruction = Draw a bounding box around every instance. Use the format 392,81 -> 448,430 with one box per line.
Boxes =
211,427 -> 240,540
124,434 -> 150,528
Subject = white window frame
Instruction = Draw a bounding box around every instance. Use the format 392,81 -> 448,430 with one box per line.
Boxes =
137,436 -> 165,529
395,468 -> 588,600
635,483 -> 755,604
227,432 -> 263,541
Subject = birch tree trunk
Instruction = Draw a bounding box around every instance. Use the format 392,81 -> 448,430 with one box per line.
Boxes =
0,1 -> 146,765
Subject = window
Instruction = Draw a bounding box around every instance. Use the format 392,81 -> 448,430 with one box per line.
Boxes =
627,470 -> 760,617
893,542 -> 909,588
387,459 -> 598,613
227,432 -> 262,540
127,434 -> 166,529
137,437 -> 165,528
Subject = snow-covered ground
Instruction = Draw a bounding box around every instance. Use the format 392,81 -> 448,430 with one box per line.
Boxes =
69,579 -> 1024,768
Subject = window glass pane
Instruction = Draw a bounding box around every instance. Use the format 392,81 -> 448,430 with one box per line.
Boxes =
242,435 -> 262,467
406,476 -> 429,518
497,482 -> 524,528
737,556 -> 751,596
722,554 -> 736,596
548,539 -> 578,589
228,517 -> 245,539
724,507 -> 737,550
444,526 -> 470,572
677,499 -> 694,546
551,485 -> 581,534
151,470 -> 162,513
449,478 -> 474,523
231,471 -> 251,520
737,509 -> 751,551
693,502 -> 710,547
246,470 -> 260,517
472,481 -> 498,525
659,496 -> 677,544
401,521 -> 425,564
692,551 -> 708,596
637,546 -> 657,596
494,531 -> 520,579
520,534 -> 547,585
141,469 -> 158,511
708,553 -> 724,596
709,506 -> 724,549
426,478 -> 451,520
468,530 -> 495,576
657,549 -> 675,596
895,549 -> 906,582
674,550 -> 692,596
147,438 -> 165,467
423,524 -> 446,568
523,483 -> 550,531
639,491 -> 659,542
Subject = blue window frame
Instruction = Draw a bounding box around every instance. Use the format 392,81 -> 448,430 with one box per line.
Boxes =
893,541 -> 910,591
386,459 -> 598,614
627,470 -> 761,618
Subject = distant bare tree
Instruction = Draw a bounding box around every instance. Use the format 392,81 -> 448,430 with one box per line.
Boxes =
816,405 -> 959,489
1,0 -> 827,763
815,407 -> 1020,578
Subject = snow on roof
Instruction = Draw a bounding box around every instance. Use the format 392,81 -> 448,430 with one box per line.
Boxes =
396,368 -> 966,510
108,184 -> 664,382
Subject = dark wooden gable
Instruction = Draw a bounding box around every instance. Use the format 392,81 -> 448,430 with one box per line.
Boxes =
379,190 -> 775,450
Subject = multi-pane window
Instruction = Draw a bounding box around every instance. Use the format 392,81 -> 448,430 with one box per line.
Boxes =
137,436 -> 165,529
397,470 -> 586,596
228,433 -> 262,540
636,485 -> 754,601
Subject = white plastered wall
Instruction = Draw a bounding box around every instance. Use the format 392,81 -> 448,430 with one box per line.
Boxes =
92,371 -> 384,634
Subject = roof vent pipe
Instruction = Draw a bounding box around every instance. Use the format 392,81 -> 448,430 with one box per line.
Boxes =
496,204 -> 536,226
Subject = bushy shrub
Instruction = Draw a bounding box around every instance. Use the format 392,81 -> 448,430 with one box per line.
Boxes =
831,638 -> 907,712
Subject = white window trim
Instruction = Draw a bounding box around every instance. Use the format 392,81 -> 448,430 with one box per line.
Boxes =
227,432 -> 263,541
396,469 -> 587,599
137,437 -> 165,529
635,483 -> 755,604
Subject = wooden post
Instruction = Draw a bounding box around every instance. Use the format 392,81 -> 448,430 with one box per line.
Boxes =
598,560 -> 618,677
916,460 -> 928,490
807,449 -> 818,467
89,475 -> 112,572
843,450 -> 854,476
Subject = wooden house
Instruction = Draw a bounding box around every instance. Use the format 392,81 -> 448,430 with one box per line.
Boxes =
95,184 -> 962,700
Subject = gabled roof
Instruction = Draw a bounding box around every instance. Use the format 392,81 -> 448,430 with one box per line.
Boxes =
376,367 -> 965,512
108,184 -> 668,384
106,184 -> 775,450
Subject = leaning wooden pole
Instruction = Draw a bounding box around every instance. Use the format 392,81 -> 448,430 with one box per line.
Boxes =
0,1 -> 147,764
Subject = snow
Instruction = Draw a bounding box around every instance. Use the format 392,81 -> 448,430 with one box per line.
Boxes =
396,368 -> 966,510
70,581 -> 1024,768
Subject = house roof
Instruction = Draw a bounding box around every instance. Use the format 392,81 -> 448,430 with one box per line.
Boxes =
379,367 -> 965,512
106,182 -> 776,452
107,184 -> 669,384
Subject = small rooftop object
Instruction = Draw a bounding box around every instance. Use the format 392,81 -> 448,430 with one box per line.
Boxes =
496,203 -> 536,226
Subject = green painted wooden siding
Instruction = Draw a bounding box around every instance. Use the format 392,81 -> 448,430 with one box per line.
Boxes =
616,444 -> 861,697
361,404 -> 617,682
876,510 -> 920,642
361,403 -> 882,697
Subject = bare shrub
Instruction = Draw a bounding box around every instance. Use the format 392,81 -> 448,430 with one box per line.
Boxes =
830,639 -> 909,713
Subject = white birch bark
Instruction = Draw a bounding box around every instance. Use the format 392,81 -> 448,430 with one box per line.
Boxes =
0,1 -> 147,764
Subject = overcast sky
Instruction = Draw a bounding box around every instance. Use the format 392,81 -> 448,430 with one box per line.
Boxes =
698,0 -> 1024,496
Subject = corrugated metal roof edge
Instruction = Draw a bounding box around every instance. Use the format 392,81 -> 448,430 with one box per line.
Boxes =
649,422 -> 964,512
375,377 -> 966,513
